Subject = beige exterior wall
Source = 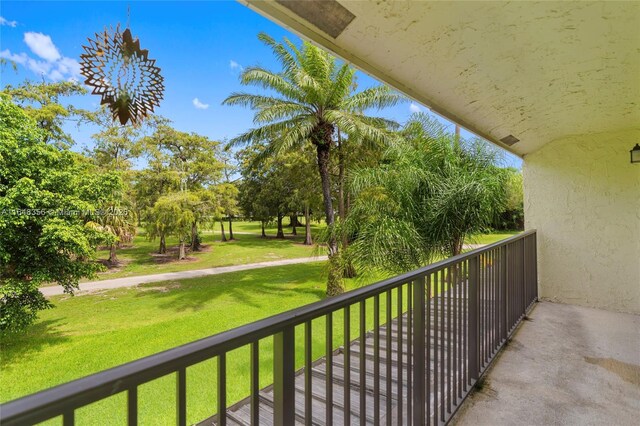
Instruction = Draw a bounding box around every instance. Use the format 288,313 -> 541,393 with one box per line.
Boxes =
523,129 -> 640,313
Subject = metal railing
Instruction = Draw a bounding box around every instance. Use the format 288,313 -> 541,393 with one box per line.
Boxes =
1,230 -> 537,425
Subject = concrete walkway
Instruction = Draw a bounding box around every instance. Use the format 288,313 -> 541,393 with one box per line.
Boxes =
41,256 -> 328,297
452,301 -> 640,426
42,241 -> 489,297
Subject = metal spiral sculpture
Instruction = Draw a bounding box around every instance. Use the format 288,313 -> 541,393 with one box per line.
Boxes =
80,26 -> 164,125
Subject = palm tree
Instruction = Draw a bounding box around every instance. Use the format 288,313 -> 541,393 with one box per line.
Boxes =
91,203 -> 137,264
341,113 -> 508,275
223,33 -> 402,295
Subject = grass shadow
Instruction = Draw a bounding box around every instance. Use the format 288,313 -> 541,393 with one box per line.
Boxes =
134,266 -> 326,313
1,319 -> 70,366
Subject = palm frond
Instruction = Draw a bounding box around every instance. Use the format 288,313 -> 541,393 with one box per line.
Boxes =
326,63 -> 356,107
237,67 -> 305,103
223,93 -> 298,110
253,103 -> 312,124
325,110 -> 399,146
228,115 -> 316,152
343,86 -> 405,111
257,32 -> 300,76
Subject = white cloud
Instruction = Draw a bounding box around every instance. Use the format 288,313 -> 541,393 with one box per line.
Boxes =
27,58 -> 53,75
0,49 -> 28,65
229,60 -> 243,71
2,32 -> 81,82
409,103 -> 423,113
48,69 -> 64,81
192,98 -> 209,110
0,16 -> 18,27
0,49 -> 52,75
57,56 -> 81,79
24,32 -> 61,62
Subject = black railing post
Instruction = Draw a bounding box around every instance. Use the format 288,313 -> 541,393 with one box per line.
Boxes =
273,326 -> 295,426
468,256 -> 480,384
520,238 -> 527,317
412,276 -> 426,425
63,411 -> 74,426
176,368 -> 186,426
250,341 -> 260,426
127,388 -> 137,426
218,354 -> 227,426
500,245 -> 508,341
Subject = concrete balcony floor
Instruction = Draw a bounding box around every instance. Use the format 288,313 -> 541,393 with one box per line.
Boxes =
452,301 -> 640,426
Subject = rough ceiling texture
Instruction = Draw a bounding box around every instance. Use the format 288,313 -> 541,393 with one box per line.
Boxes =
244,0 -> 640,156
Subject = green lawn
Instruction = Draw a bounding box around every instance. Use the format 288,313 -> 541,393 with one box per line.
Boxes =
2,262 -> 394,424
467,231 -> 519,245
89,229 -> 318,281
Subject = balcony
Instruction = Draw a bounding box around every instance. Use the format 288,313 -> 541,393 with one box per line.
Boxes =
452,301 -> 640,425
1,231 -> 538,425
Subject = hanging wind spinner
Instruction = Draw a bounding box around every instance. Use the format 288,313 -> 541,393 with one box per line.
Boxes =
80,25 -> 164,125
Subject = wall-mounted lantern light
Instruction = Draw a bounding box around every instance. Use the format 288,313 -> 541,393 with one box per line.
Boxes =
631,144 -> 640,164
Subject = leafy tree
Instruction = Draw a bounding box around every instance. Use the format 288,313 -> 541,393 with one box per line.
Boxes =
0,96 -> 117,333
237,156 -> 273,239
282,148 -> 321,245
86,107 -> 152,171
218,147 -> 240,241
90,202 -> 137,264
143,125 -> 224,249
84,108 -> 161,260
339,113 -> 508,275
132,162 -> 181,231
144,125 -> 222,192
147,192 -> 198,260
237,145 -> 275,237
223,33 -> 402,295
492,168 -> 524,230
236,144 -> 314,240
1,80 -> 91,148
0,58 -> 19,72
216,183 -> 239,242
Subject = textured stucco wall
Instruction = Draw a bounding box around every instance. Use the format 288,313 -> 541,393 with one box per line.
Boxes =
524,129 -> 640,313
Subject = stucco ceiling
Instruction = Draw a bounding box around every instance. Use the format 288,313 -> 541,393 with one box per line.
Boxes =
242,0 -> 640,156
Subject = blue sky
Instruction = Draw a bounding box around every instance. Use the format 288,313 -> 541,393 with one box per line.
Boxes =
1,0 -> 521,168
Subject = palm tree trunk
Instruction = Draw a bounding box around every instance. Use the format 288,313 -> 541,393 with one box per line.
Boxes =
316,139 -> 343,296
228,216 -> 234,240
450,235 -> 464,257
304,204 -> 312,245
337,130 -> 345,222
220,221 -> 227,242
109,243 -> 118,264
276,213 -> 285,239
316,143 -> 336,254
261,220 -> 266,238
